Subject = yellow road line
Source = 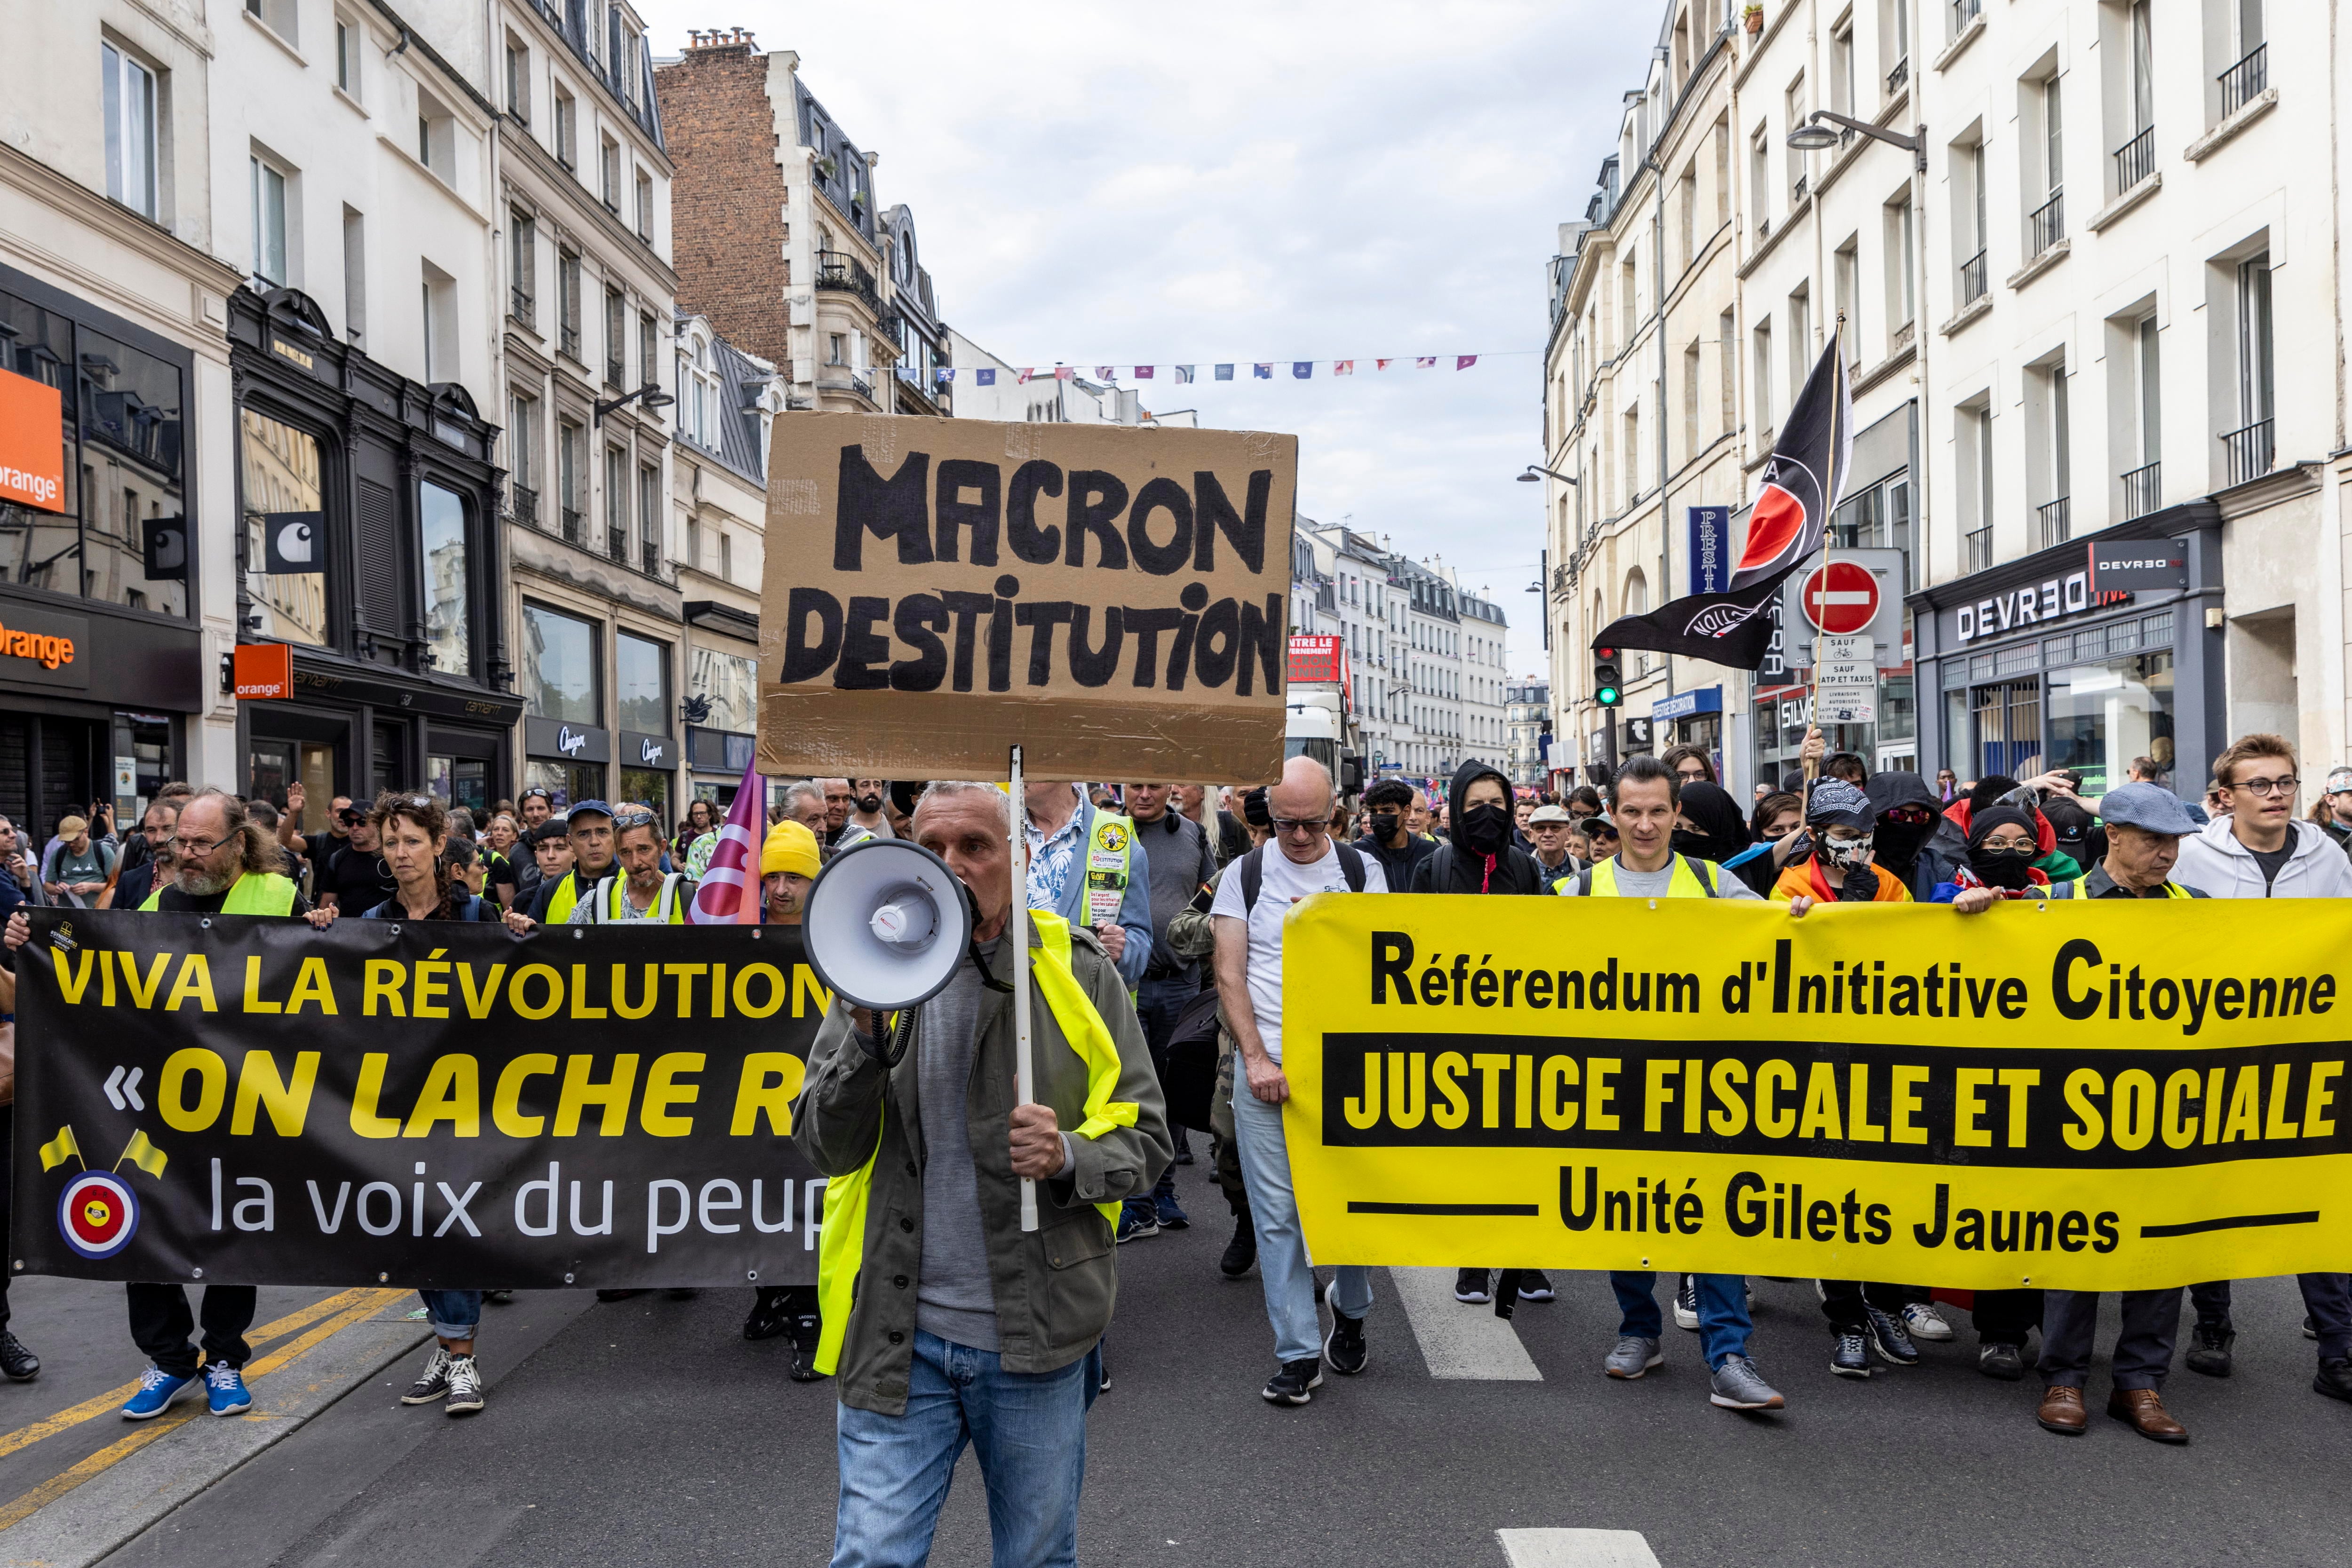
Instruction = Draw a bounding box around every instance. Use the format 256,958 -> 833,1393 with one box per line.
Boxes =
0,1288 -> 411,1533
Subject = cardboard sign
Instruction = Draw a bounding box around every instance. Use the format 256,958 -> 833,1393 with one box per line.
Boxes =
0,367 -> 66,514
759,413 -> 1297,784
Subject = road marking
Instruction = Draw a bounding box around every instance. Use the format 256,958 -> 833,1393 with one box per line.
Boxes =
1389,1268 -> 1541,1380
1498,1528 -> 1661,1567
0,1288 -> 408,1531
0,1287 -> 382,1465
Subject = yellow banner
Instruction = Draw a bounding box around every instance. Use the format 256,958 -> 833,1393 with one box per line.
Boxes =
1281,895 -> 2352,1289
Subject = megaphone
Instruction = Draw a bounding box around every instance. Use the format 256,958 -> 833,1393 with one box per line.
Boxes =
801,837 -> 976,1010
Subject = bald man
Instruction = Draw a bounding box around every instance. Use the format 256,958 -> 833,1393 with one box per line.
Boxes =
1211,757 -> 1383,1406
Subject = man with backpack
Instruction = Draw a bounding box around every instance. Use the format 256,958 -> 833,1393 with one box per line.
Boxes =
1117,783 -> 1221,1240
1210,757 -> 1383,1407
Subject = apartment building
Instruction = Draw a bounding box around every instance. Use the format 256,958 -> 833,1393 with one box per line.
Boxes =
1506,677 -> 1553,785
882,205 -> 951,416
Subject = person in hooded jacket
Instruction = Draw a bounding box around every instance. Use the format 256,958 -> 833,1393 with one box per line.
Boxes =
1354,778 -> 1437,893
1941,776 -> 2084,884
1929,807 -> 2053,902
1770,780 -> 1912,904
1866,770 -> 1964,902
1412,761 -> 1551,1306
1665,782 -> 1750,871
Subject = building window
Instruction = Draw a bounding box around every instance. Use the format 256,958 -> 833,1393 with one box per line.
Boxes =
604,444 -> 627,558
1752,316 -> 1774,434
557,419 -> 583,542
553,88 -> 576,169
1787,285 -> 1811,404
691,647 -> 758,734
2122,314 -> 2161,517
600,136 -> 620,211
638,312 -> 657,399
1748,127 -> 1770,236
250,153 -> 290,286
419,481 -> 471,676
508,394 -> 537,524
1885,193 -> 1916,329
604,288 -> 626,387
503,36 -> 529,121
635,170 -> 653,239
336,17 -> 360,97
101,45 -> 159,221
341,206 -> 366,345
2028,75 -> 2065,257
718,530 -> 732,583
827,332 -> 845,366
416,91 -> 453,180
521,602 -> 599,724
240,407 -> 329,646
616,631 -> 668,733
637,462 -> 660,575
558,249 -> 582,359
509,210 -> 535,325
2229,251 -> 2275,482
421,263 -> 455,382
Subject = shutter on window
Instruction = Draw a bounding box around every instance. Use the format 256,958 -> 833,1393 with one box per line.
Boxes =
355,478 -> 403,635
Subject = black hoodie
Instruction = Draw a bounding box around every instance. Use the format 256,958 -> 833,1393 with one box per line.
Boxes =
1409,760 -> 1547,895
1865,768 -> 1964,902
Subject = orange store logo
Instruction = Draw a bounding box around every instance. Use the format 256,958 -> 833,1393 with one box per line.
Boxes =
0,620 -> 74,671
0,367 -> 66,514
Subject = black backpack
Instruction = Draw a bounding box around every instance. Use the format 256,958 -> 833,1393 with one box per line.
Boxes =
1161,985 -> 1227,1133
1237,843 -> 1368,910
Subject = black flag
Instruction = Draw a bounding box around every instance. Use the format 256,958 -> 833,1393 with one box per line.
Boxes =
1595,333 -> 1853,666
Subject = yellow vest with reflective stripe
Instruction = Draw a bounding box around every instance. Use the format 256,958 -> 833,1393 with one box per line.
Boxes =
2044,878 -> 2192,900
138,871 -> 298,915
542,868 -> 603,924
596,872 -> 686,923
1582,854 -> 1716,898
812,909 -> 1137,1376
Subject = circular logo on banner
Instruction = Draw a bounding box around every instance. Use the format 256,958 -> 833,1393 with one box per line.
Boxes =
1799,560 -> 1881,634
58,1172 -> 139,1260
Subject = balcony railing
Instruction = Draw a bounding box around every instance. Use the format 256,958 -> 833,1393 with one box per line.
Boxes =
606,525 -> 629,562
641,536 -> 661,577
604,354 -> 625,389
560,506 -> 584,546
2035,496 -> 2071,550
1886,56 -> 1909,95
511,483 -> 539,529
1792,173 -> 1808,204
2113,126 -> 2155,193
2028,190 -> 2065,259
1966,525 -> 1993,573
560,321 -> 580,359
510,286 -> 535,326
1958,249 -> 1987,305
1952,0 -> 1981,32
2220,43 -> 2268,118
2121,461 -> 2161,520
813,250 -> 885,316
2222,418 -> 2275,485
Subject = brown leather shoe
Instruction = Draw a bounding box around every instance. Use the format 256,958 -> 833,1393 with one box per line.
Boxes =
2106,1386 -> 2188,1443
2036,1384 -> 2088,1434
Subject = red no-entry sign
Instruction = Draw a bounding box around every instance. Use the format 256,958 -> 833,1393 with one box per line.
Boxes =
1799,561 -> 1880,634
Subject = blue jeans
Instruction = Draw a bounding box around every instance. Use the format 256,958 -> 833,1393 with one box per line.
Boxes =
1231,1077 -> 1373,1363
418,1290 -> 482,1341
832,1330 -> 1096,1568
1611,1271 -> 1749,1369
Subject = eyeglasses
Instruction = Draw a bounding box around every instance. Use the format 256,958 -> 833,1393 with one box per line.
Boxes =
167,835 -> 227,857
2228,776 -> 2299,798
1884,806 -> 1936,825
1976,842 -> 2036,858
1271,817 -> 1328,835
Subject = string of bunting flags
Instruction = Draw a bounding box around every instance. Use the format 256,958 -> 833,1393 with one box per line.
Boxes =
901,353 -> 1529,387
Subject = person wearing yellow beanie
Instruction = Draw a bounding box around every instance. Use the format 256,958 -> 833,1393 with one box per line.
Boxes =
761,819 -> 821,924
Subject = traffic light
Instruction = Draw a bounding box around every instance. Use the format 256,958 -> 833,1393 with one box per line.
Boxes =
1592,647 -> 1623,708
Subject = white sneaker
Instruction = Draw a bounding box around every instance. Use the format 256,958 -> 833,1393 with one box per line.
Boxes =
1672,1274 -> 1700,1331
1902,1302 -> 1956,1342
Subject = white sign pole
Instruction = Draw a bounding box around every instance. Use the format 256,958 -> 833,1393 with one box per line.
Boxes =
1009,744 -> 1039,1234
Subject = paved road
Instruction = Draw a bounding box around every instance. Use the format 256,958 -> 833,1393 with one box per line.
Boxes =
40,1159 -> 2352,1566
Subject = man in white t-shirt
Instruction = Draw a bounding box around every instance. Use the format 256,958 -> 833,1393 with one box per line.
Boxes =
1211,756 -> 1387,1407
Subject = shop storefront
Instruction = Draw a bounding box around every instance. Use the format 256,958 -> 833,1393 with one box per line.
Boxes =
0,262 -> 206,835
230,287 -> 517,826
1652,686 -> 1722,777
516,599 -> 685,822
684,599 -> 762,808
1910,505 -> 2224,796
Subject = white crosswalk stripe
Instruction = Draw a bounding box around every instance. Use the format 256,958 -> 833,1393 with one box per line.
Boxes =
1497,1528 -> 1661,1568
1388,1268 -> 1542,1380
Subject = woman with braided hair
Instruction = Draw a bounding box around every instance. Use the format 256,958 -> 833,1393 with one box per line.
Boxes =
354,791 -> 499,1416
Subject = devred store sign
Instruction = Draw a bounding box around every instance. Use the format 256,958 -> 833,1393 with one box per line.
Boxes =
0,366 -> 66,514
1287,634 -> 1342,686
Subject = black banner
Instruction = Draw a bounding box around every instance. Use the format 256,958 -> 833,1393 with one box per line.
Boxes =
10,911 -> 827,1290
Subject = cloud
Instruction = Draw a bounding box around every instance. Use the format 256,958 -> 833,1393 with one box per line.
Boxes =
639,0 -> 1661,669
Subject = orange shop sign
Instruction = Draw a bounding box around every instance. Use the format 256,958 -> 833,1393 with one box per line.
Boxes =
234,642 -> 293,700
0,617 -> 74,671
0,366 -> 65,514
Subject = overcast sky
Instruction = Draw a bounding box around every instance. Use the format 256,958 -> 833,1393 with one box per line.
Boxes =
640,0 -> 1663,673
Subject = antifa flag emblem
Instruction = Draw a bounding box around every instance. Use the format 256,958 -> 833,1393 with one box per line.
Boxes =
1591,335 -> 1853,670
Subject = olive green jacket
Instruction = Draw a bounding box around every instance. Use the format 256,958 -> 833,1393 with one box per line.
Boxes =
792,922 -> 1171,1416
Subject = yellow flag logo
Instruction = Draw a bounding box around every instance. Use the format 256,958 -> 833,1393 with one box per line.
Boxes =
36,1126 -> 80,1172
119,1130 -> 167,1180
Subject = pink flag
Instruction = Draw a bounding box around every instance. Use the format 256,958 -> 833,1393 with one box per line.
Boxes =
1375,358 -> 1394,370
1457,354 -> 1478,370
1334,360 -> 1355,375
1095,365 -> 1115,380
687,752 -> 767,925
1053,367 -> 1074,380
1017,368 -> 1035,383
1134,365 -> 1155,380
1415,356 -> 1437,369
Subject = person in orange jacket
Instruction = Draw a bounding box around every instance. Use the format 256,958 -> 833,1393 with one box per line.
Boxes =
1770,778 -> 1912,905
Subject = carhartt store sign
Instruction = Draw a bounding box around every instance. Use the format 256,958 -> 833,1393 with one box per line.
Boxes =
0,366 -> 65,513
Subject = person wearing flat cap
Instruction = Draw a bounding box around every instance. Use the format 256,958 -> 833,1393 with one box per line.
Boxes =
1949,779 -> 2205,1441
1770,778 -> 1911,905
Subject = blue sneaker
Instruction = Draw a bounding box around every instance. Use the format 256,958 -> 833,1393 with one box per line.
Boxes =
202,1360 -> 251,1416
120,1365 -> 198,1420
1115,1200 -> 1159,1244
1154,1189 -> 1190,1230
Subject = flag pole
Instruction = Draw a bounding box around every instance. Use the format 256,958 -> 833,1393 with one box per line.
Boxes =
1804,322 -> 1844,786
1009,744 -> 1038,1234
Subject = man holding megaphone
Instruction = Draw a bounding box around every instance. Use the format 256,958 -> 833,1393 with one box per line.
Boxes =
795,780 -> 1170,1568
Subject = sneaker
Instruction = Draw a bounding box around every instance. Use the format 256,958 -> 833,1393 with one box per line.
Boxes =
1673,1274 -> 1700,1331
202,1360 -> 251,1417
1516,1269 -> 1555,1303
1154,1190 -> 1191,1231
1901,1301 -> 1955,1342
1219,1213 -> 1257,1278
2185,1321 -> 2235,1378
1261,1357 -> 1323,1406
402,1346 -> 454,1404
2305,1315 -> 2319,1341
1863,1304 -> 1920,1366
120,1365 -> 199,1421
0,1331 -> 40,1382
787,1315 -> 828,1383
1605,1335 -> 1663,1379
743,1292 -> 793,1342
443,1353 -> 484,1416
1708,1353 -> 1786,1411
1322,1284 -> 1368,1376
1830,1331 -> 1871,1379
1453,1268 -> 1492,1304
1979,1342 -> 2026,1381
1116,1203 -> 1160,1244
2315,1356 -> 2352,1403
484,1290 -> 516,1306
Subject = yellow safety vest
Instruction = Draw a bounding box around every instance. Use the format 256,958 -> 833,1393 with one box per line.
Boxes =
592,872 -> 686,923
812,910 -> 1139,1376
1082,811 -> 1133,927
139,871 -> 298,915
2043,878 -> 2193,900
1576,854 -> 1718,898
541,867 -> 605,924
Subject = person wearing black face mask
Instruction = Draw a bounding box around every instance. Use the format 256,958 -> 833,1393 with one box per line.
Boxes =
1352,777 -> 1435,892
1865,769 -> 1966,901
1931,806 -> 2049,901
1667,782 -> 1750,867
1407,761 -> 1548,1307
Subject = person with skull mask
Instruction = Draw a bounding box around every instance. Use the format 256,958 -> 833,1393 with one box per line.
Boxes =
1771,778 -> 1912,905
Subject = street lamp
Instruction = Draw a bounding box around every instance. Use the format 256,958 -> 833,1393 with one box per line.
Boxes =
1787,111 -> 1925,172
595,381 -> 676,425
1518,464 -> 1578,486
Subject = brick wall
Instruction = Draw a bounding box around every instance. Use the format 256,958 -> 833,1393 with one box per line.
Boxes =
652,42 -> 791,370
